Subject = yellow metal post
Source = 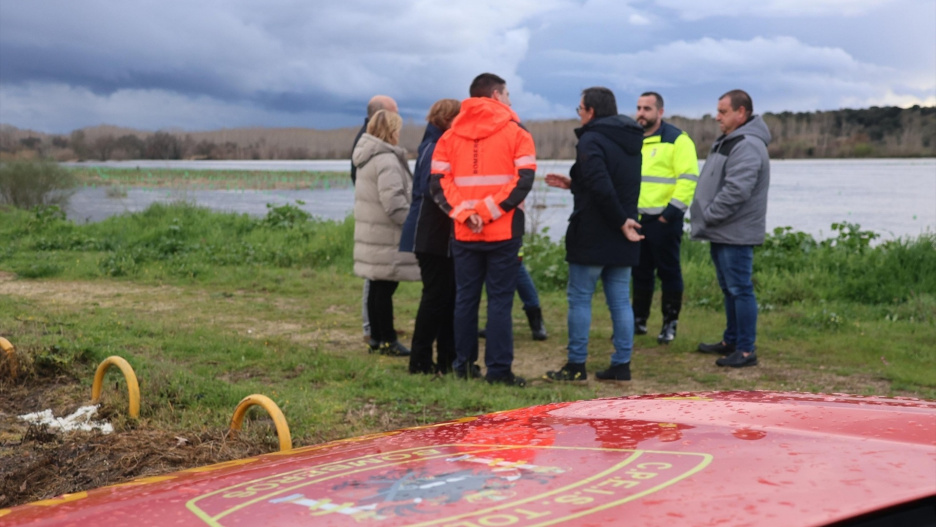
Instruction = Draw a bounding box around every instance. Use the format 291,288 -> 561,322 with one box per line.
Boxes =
229,394 -> 292,451
91,356 -> 141,419
0,337 -> 17,377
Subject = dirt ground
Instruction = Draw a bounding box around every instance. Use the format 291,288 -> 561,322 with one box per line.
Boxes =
0,272 -> 303,510
0,371 -> 277,509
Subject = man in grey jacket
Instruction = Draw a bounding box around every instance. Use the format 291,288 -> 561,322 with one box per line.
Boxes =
690,89 -> 771,368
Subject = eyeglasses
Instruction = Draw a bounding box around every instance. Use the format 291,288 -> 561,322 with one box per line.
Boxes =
576,105 -> 585,113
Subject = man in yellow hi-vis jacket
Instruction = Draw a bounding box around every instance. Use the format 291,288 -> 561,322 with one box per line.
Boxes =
633,92 -> 699,344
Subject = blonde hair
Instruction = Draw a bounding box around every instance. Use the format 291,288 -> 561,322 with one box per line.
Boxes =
426,99 -> 461,130
367,109 -> 403,145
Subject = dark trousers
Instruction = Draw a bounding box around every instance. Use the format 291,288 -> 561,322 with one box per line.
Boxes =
633,215 -> 685,295
410,252 -> 456,373
452,238 -> 522,379
367,280 -> 399,343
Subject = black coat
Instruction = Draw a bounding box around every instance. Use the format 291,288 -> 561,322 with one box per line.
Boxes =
565,115 -> 644,266
349,119 -> 368,185
402,123 -> 453,256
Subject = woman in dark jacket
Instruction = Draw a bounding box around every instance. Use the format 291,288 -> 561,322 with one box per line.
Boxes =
400,99 -> 461,374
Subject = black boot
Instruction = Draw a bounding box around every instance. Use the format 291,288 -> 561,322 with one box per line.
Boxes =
524,306 -> 548,341
657,291 -> 682,344
596,362 -> 631,381
408,344 -> 435,374
634,319 -> 648,336
632,289 -> 653,335
436,346 -> 455,375
379,340 -> 411,357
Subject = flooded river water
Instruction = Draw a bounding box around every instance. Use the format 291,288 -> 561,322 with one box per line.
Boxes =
63,158 -> 936,241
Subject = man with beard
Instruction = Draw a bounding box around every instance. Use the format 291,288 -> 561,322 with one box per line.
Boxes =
632,92 -> 699,344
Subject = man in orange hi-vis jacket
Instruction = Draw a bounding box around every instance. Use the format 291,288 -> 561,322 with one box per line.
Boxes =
429,73 -> 536,387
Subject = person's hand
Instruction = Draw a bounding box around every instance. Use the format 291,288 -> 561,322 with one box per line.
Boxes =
659,216 -> 668,224
545,173 -> 571,189
622,218 -> 644,241
466,213 -> 483,233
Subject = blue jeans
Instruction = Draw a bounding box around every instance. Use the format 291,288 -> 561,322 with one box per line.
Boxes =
710,243 -> 757,352
452,238 -> 522,379
517,263 -> 540,309
567,263 -> 634,366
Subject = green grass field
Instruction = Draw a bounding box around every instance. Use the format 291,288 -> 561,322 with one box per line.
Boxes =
1,177 -> 934,449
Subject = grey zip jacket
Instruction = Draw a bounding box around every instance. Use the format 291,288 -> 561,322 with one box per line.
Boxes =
689,115 -> 771,245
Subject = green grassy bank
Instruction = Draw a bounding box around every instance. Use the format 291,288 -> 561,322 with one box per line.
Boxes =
1,201 -> 934,447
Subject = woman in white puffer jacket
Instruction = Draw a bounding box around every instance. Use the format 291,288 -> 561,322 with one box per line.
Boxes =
351,109 -> 420,356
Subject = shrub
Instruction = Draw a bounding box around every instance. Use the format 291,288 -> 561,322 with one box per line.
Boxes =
260,201 -> 311,229
521,220 -> 936,312
523,229 -> 568,291
13,261 -> 64,278
63,202 -> 356,276
0,159 -> 77,209
302,216 -> 354,268
885,291 -> 936,324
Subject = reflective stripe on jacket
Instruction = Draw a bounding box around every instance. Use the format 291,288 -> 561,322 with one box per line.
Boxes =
638,121 -> 699,222
429,97 -> 536,242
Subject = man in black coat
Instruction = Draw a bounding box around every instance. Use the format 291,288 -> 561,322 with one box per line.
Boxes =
542,86 -> 644,382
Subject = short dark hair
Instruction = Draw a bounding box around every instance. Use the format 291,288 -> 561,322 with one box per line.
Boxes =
581,87 -> 617,119
469,73 -> 507,98
640,91 -> 664,110
720,89 -> 753,115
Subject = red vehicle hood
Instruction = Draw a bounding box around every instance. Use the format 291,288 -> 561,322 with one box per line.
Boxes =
3,391 -> 935,526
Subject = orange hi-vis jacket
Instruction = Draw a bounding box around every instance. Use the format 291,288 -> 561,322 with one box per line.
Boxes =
429,97 -> 536,242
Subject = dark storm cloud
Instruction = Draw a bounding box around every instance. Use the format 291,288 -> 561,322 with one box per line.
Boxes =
0,0 -> 932,133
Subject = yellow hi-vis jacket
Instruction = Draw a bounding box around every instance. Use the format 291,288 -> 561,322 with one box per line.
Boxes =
638,121 -> 699,222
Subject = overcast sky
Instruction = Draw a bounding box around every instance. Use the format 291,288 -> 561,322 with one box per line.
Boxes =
1,0 -> 934,134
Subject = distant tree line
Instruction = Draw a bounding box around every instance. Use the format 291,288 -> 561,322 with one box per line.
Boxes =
1,106 -> 933,162
525,105 -> 936,159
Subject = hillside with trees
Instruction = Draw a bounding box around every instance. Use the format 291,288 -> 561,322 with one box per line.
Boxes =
2,106 -> 933,162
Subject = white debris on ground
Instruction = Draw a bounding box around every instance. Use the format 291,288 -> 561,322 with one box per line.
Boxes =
18,405 -> 114,434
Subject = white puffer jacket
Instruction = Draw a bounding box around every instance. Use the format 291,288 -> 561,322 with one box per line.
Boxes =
351,133 -> 420,282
